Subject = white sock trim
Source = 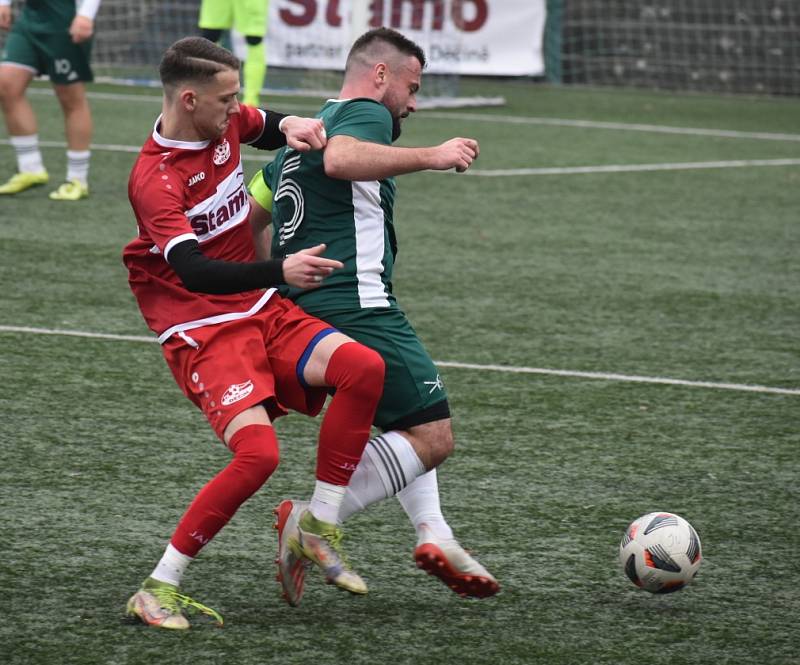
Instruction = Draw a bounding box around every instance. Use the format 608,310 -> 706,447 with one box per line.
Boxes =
10,134 -> 44,174
309,480 -> 347,524
367,431 -> 425,495
66,149 -> 90,185
338,431 -> 426,523
149,543 -> 193,587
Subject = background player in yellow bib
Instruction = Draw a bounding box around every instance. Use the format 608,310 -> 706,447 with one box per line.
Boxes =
198,0 -> 267,107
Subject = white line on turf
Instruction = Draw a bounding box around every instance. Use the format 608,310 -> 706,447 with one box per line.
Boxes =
26,87 -> 800,143
460,158 -> 800,177
0,324 -> 796,396
3,139 -> 796,175
0,138 -> 273,162
425,111 -> 800,142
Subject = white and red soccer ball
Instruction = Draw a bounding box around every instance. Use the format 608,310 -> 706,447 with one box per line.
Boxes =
619,512 -> 702,593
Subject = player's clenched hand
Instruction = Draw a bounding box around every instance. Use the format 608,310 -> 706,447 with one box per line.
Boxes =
70,15 -> 94,43
431,137 -> 479,173
282,244 -> 343,290
281,116 -> 328,152
0,6 -> 12,31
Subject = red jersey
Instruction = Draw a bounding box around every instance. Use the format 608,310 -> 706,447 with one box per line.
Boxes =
124,104 -> 275,342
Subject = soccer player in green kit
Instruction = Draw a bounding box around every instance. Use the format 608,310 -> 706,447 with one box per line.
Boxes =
248,28 -> 499,605
198,0 -> 267,107
0,0 -> 100,199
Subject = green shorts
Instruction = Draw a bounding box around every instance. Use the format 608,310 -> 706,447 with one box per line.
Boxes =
198,0 -> 268,36
308,306 -> 449,430
1,22 -> 93,84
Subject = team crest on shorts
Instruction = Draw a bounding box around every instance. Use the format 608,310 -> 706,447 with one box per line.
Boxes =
221,379 -> 254,406
213,139 -> 231,165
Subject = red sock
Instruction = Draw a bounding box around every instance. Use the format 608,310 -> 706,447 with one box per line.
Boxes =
170,424 -> 279,557
316,342 -> 384,486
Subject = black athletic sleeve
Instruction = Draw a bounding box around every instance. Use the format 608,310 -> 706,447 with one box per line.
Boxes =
249,110 -> 289,150
167,239 -> 284,294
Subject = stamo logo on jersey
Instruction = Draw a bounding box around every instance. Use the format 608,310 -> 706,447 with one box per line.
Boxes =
213,139 -> 231,165
221,380 -> 254,406
188,171 -> 206,186
189,183 -> 247,236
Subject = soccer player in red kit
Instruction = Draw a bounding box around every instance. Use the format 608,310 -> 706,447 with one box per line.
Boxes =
122,37 -> 384,630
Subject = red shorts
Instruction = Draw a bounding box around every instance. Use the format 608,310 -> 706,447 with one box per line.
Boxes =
161,296 -> 334,439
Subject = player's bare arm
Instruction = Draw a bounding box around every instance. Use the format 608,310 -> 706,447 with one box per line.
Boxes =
0,4 -> 11,31
324,134 -> 479,181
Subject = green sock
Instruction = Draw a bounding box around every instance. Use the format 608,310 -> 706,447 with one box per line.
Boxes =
242,42 -> 266,106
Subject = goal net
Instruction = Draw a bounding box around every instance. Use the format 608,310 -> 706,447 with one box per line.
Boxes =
546,0 -> 800,95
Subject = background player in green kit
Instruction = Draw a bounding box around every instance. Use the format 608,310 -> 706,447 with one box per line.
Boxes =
0,0 -> 100,199
248,28 -> 499,604
198,0 -> 267,107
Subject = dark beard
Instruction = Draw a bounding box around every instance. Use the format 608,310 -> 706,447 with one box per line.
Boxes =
391,115 -> 402,142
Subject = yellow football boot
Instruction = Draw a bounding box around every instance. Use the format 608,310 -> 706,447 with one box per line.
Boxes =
49,179 -> 89,201
0,171 -> 49,195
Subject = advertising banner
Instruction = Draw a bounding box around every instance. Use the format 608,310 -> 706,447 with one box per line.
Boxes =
263,0 -> 546,76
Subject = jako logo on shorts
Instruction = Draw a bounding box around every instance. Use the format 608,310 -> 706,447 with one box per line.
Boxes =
221,380 -> 254,406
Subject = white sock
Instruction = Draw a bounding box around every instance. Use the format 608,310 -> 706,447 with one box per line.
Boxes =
10,134 -> 45,174
338,431 -> 426,522
149,543 -> 193,587
66,149 -> 90,185
309,480 -> 346,524
397,469 -> 454,541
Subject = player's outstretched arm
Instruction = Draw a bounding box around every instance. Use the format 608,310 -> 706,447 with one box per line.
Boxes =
324,135 -> 479,181
167,239 -> 341,293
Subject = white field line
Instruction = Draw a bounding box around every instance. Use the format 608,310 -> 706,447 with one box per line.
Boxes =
1,324 -> 797,396
461,158 -> 800,177
426,111 -> 800,142
0,138 -> 273,162
2,139 -> 795,175
26,87 -> 800,143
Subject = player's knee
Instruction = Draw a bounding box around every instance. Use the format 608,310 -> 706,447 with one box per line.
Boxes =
327,342 -> 385,398
429,430 -> 455,466
0,73 -> 20,105
252,445 -> 280,479
55,90 -> 88,115
245,35 -> 263,46
406,419 -> 454,468
229,424 -> 280,487
200,28 -> 223,43
354,345 -> 385,396
237,443 -> 280,488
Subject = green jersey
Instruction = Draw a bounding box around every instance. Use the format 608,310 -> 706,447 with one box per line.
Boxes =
19,0 -> 79,32
265,98 -> 398,319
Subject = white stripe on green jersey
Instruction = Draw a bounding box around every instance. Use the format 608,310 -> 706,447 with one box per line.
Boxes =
266,98 -> 398,317
352,180 -> 390,308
